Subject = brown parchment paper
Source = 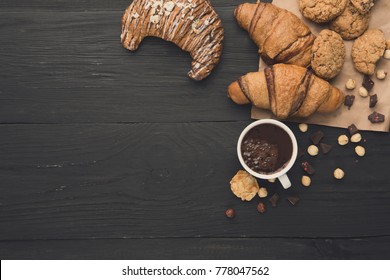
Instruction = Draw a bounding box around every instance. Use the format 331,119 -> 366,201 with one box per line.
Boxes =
251,0 -> 390,132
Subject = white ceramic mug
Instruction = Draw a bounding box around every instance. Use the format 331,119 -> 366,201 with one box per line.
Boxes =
237,119 -> 298,189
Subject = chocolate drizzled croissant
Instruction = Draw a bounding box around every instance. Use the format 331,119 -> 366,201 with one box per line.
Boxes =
234,2 -> 315,68
121,0 -> 224,81
228,64 -> 345,119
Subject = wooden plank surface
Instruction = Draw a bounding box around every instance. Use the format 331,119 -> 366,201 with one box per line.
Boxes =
2,237 -> 390,259
1,0 -> 390,259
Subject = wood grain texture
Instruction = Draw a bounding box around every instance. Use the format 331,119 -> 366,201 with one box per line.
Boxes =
2,237 -> 390,259
0,8 -> 258,123
0,123 -> 389,241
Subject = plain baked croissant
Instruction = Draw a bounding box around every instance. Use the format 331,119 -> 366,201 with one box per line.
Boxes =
121,0 -> 224,81
234,2 -> 315,68
228,64 -> 345,119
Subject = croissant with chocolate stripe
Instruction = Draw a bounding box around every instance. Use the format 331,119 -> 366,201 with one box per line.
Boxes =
234,2 -> 315,67
121,0 -> 224,81
228,64 -> 345,119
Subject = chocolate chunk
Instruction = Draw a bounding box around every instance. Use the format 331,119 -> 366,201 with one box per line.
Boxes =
344,95 -> 355,110
363,75 -> 374,91
320,143 -> 332,154
348,124 -> 359,136
368,111 -> 385,123
287,196 -> 300,206
269,193 -> 280,207
310,130 -> 324,145
369,94 -> 378,108
301,161 -> 315,175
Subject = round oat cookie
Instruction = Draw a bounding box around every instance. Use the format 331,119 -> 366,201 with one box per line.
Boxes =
351,0 -> 374,15
299,0 -> 348,23
329,2 -> 370,40
311,29 -> 346,80
352,29 -> 386,75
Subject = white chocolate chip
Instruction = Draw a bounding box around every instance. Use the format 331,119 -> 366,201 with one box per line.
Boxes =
359,87 -> 368,97
163,1 -> 175,12
307,145 -> 319,156
301,175 -> 311,187
338,135 -> 349,146
268,178 -> 276,183
345,79 -> 356,90
384,50 -> 390,59
376,70 -> 387,80
132,12 -> 139,19
350,133 -> 362,143
150,15 -> 161,23
355,146 -> 366,157
299,123 -> 308,133
334,168 -> 345,180
258,187 -> 268,198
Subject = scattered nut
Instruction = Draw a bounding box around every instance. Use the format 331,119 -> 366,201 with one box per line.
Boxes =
359,87 -> 368,97
268,178 -> 276,183
376,70 -> 387,80
350,133 -> 362,143
299,123 -> 308,132
307,145 -> 319,156
301,175 -> 311,187
258,187 -> 268,198
345,79 -> 356,90
384,50 -> 390,60
230,170 -> 259,201
257,202 -> 266,213
355,146 -> 366,157
338,135 -> 349,146
333,168 -> 345,180
225,208 -> 235,219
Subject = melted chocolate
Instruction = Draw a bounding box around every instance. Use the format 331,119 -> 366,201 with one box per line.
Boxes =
241,124 -> 293,174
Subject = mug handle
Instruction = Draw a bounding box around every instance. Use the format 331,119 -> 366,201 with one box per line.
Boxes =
278,174 -> 291,189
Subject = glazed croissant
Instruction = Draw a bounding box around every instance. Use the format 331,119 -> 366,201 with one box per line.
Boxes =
121,0 -> 224,81
228,64 -> 345,119
234,2 -> 315,68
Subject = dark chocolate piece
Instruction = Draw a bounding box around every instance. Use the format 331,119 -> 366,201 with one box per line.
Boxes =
344,95 -> 355,110
310,130 -> 324,145
363,75 -> 374,91
287,196 -> 300,206
257,202 -> 266,213
301,161 -> 315,175
348,124 -> 359,136
320,143 -> 332,154
369,94 -> 378,108
368,111 -> 385,123
269,193 -> 280,207
297,146 -> 305,158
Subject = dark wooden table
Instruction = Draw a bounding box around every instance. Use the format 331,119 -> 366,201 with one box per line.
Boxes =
1,0 -> 390,260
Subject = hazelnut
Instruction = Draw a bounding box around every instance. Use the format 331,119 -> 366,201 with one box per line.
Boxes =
338,135 -> 349,146
301,175 -> 311,187
268,178 -> 276,183
350,133 -> 362,143
355,146 -> 366,157
359,87 -> 368,97
307,145 -> 319,156
258,187 -> 268,198
384,50 -> 390,60
225,208 -> 235,219
334,168 -> 345,180
299,123 -> 308,133
376,70 -> 387,80
257,202 -> 266,213
345,79 -> 356,90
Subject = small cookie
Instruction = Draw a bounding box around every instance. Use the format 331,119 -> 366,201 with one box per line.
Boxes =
299,0 -> 348,23
350,0 -> 374,14
352,29 -> 386,75
329,2 -> 370,40
311,29 -> 346,80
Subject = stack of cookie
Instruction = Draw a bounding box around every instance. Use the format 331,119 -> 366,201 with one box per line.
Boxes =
299,0 -> 387,79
